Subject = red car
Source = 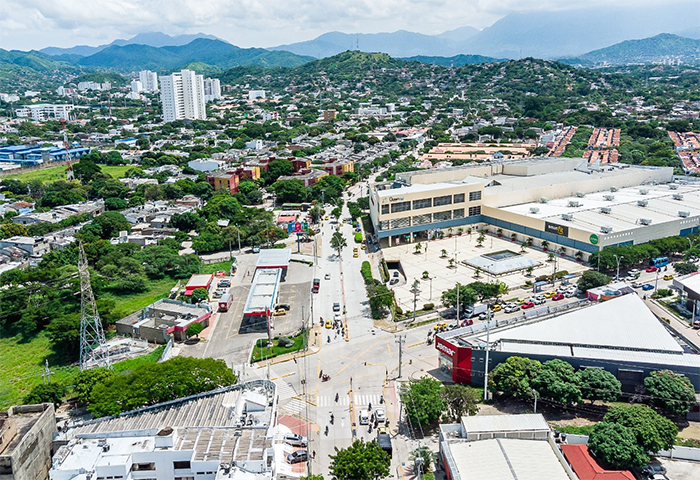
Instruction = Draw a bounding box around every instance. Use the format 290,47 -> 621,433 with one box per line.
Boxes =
552,293 -> 565,301
521,302 -> 535,309
460,318 -> 474,327
646,266 -> 658,272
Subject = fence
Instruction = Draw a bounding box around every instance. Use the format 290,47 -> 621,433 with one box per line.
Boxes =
0,160 -> 70,176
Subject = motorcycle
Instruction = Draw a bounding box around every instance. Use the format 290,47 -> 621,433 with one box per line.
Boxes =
322,374 -> 331,382
330,414 -> 335,424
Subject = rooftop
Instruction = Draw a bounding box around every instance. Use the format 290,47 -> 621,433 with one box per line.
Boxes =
255,248 -> 291,269
561,444 -> 635,480
462,414 -> 549,435
449,438 -> 572,480
244,268 -> 282,315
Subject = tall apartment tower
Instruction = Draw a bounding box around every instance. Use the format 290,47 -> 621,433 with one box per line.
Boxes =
203,78 -> 222,102
160,69 -> 206,123
138,70 -> 159,92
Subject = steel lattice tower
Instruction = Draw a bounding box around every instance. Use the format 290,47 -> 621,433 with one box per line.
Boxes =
78,242 -> 111,371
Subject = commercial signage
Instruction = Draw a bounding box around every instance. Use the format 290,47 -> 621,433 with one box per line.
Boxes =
544,221 -> 569,237
435,337 -> 455,358
287,222 -> 308,234
389,197 -> 405,202
589,234 -> 599,245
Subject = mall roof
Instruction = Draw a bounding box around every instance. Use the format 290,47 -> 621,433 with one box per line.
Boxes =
243,268 -> 281,315
674,272 -> 700,296
449,438 -> 572,480
375,181 -> 476,198
462,414 -> 549,435
501,181 -> 700,234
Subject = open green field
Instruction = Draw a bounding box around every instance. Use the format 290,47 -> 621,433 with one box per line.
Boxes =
2,164 -> 132,183
101,277 -> 177,318
201,260 -> 234,275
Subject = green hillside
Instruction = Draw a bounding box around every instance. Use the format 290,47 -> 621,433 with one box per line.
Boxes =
402,54 -> 503,66
579,33 -> 700,65
0,49 -> 83,92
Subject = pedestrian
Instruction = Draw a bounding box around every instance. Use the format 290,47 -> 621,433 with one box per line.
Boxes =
312,450 -> 316,459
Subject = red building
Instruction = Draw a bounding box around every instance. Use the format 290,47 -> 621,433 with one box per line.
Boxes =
561,445 -> 635,480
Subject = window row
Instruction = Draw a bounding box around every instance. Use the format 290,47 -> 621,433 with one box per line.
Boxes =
381,191 -> 481,215
378,208 -> 477,230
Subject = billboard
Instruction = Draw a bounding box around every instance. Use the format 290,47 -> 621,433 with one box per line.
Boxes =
287,221 -> 309,234
544,222 -> 569,237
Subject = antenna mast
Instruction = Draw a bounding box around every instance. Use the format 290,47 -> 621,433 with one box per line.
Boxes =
60,119 -> 75,181
79,242 -> 111,371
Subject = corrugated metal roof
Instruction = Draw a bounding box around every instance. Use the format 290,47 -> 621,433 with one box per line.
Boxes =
255,248 -> 291,268
462,414 -> 549,434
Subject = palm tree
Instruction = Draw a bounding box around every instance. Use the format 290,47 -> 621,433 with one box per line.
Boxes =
476,231 -> 486,247
575,250 -> 584,262
441,249 -> 447,258
422,270 -> 430,279
558,246 -> 567,256
548,252 -> 555,262
331,231 -> 347,257
415,242 -> 422,254
448,227 -> 454,237
448,258 -> 455,268
520,241 -> 527,253
511,233 -> 517,242
527,237 -> 534,246
525,266 -> 534,277
541,240 -> 550,251
474,267 -> 481,278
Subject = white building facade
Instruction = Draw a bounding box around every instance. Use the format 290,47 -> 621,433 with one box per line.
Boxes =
139,70 -> 159,93
15,104 -> 74,121
160,70 -> 206,123
203,78 -> 221,102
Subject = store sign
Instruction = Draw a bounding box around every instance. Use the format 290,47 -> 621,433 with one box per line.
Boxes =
389,197 -> 405,202
544,222 -> 569,237
436,339 -> 455,358
590,234 -> 599,245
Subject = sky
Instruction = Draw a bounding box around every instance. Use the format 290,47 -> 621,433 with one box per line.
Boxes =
0,0 -> 691,51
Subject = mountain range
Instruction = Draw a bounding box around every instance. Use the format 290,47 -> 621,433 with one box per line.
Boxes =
569,34 -> 700,66
40,32 -> 223,58
270,3 -> 700,59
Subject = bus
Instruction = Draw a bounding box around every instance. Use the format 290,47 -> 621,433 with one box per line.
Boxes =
218,293 -> 232,312
649,257 -> 670,267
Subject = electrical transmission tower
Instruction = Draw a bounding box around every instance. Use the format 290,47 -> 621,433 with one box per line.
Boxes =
78,242 -> 111,371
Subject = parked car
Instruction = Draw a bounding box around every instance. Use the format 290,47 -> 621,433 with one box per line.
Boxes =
460,318 -> 474,327
490,304 -> 502,312
284,433 -> 308,447
273,308 -> 287,316
252,247 -> 260,254
333,302 -> 341,312
275,304 -> 291,311
543,291 -> 557,298
218,279 -> 231,288
663,274 -> 674,281
521,302 -> 535,309
564,290 -> 578,298
353,252 -> 359,258
334,313 -> 341,322
531,296 -> 546,305
641,463 -> 666,477
325,273 -> 331,280
287,450 -> 308,464
642,284 -> 655,291
628,268 -> 640,275
646,266 -> 658,272
392,271 -> 400,278
325,319 -> 333,328
632,281 -> 643,288
552,293 -> 565,301
504,304 -> 520,313
434,322 -> 448,331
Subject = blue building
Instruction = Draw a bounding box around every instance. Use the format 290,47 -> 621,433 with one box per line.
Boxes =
0,145 -> 91,166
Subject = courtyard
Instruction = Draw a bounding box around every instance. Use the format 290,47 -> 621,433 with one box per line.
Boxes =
382,231 -> 589,310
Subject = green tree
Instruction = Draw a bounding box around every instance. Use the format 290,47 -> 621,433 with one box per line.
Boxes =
440,284 -> 477,313
266,158 -> 294,183
489,356 -> 542,398
272,179 -> 307,203
644,370 -> 696,416
366,281 -> 394,319
674,261 -> 698,275
476,231 -> 486,247
410,446 -> 433,475
331,231 -> 347,257
331,206 -> 342,221
441,384 -> 479,422
577,270 -> 611,292
588,422 -> 648,469
92,211 -> 131,239
531,359 -> 582,404
74,367 -> 116,405
0,222 -> 28,238
603,404 -> 678,454
329,439 -> 390,480
301,476 -> 325,480
23,382 -> 66,408
186,322 -> 204,338
72,158 -> 103,182
191,288 -> 209,304
577,368 -> 621,404
401,377 -> 445,429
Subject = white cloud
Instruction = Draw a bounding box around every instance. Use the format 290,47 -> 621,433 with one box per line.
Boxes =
0,0 -> 687,50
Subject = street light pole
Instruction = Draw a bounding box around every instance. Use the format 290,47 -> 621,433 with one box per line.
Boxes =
483,302 -> 492,402
614,254 -> 623,281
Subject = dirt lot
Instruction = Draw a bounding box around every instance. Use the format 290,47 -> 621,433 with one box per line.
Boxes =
658,457 -> 700,480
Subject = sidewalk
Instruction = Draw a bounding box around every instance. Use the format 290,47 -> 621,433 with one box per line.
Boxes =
257,326 -> 324,367
646,297 -> 700,351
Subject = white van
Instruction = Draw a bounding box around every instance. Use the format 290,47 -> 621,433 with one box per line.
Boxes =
359,410 -> 370,425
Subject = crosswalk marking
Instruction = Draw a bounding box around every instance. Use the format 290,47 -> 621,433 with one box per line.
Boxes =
274,380 -> 297,400
317,394 -> 382,408
280,398 -> 307,415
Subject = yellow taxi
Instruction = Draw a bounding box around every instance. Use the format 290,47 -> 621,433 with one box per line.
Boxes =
361,244 -> 367,250
543,291 -> 557,298
490,304 -> 502,312
353,252 -> 359,258
433,322 -> 448,331
663,274 -> 674,281
325,319 -> 333,329
273,308 -> 287,316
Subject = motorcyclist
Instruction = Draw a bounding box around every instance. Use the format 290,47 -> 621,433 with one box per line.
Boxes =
368,402 -> 372,411
325,425 -> 329,435
330,413 -> 335,424
319,370 -> 323,378
335,393 -> 339,402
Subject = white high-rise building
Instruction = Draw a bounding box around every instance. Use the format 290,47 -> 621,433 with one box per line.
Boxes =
160,69 -> 206,123
130,80 -> 143,93
203,78 -> 221,102
138,70 -> 159,93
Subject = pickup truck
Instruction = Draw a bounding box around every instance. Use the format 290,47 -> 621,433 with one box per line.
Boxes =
376,427 -> 392,458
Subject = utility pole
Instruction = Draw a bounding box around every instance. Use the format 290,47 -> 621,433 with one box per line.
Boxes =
78,242 -> 111,371
456,282 -> 460,321
483,303 -> 492,401
41,359 -> 54,385
411,279 -> 420,323
395,335 -> 406,378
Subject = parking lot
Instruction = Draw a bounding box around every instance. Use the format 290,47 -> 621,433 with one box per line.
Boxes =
658,457 -> 700,480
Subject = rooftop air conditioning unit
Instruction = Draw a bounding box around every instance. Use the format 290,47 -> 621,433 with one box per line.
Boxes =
679,211 -> 690,218
639,218 -> 652,225
539,197 -> 549,203
603,195 -> 615,201
600,207 -> 612,214
562,214 -> 573,221
670,184 -> 679,190
575,192 -> 585,198
639,188 -> 649,195
568,200 -> 581,207
610,187 -> 618,192
637,200 -> 648,207
673,194 -> 683,200
529,207 -> 540,214
600,226 -> 613,233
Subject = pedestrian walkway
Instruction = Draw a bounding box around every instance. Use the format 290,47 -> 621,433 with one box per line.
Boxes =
317,393 -> 383,407
280,398 -> 308,415
274,379 -> 298,400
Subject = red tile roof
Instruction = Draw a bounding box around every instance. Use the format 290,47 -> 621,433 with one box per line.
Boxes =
561,444 -> 635,480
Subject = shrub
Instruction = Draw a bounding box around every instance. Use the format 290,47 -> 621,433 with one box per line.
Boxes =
423,303 -> 434,311
361,261 -> 373,284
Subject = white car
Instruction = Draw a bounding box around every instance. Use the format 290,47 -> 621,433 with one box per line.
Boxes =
284,433 -> 308,447
531,296 -> 546,305
375,408 -> 386,423
504,304 -> 520,313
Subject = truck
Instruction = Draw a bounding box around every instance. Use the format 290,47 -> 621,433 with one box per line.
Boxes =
218,293 -> 232,312
464,303 -> 488,319
376,427 -> 392,458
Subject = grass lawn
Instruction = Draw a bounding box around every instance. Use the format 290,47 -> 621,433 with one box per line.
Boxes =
5,164 -> 132,183
112,346 -> 165,375
251,332 -> 307,363
201,260 -> 234,275
101,277 -> 177,318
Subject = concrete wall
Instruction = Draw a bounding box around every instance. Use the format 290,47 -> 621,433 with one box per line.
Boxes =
0,404 -> 56,480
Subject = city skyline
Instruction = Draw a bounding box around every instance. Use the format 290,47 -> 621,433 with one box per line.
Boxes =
0,0 -> 694,51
